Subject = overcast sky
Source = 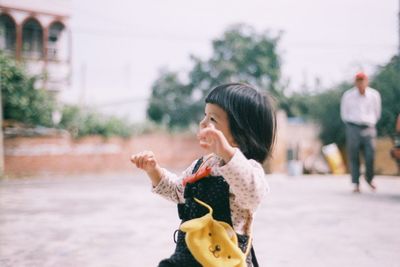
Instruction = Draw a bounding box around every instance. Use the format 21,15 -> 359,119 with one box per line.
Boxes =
62,0 -> 399,121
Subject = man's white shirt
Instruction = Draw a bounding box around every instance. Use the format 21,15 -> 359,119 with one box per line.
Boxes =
340,87 -> 381,127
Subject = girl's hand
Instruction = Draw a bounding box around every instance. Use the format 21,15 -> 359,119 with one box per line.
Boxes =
131,151 -> 163,187
130,150 -> 158,173
197,124 -> 235,163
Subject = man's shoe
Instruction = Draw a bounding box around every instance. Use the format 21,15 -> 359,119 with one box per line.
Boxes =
353,185 -> 361,193
367,181 -> 377,191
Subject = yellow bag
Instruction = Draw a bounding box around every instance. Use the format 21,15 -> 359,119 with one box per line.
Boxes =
180,198 -> 251,267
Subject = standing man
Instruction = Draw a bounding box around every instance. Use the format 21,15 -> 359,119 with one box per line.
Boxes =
340,72 -> 381,193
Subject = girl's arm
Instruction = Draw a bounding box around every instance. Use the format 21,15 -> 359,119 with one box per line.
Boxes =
131,151 -> 163,187
151,160 -> 198,204
130,151 -> 197,204
197,127 -> 267,211
218,148 -> 267,211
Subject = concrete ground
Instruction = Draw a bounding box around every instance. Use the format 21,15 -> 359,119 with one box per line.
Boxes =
0,173 -> 399,267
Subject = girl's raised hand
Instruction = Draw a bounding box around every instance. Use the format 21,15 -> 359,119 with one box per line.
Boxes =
130,150 -> 158,173
197,124 -> 235,163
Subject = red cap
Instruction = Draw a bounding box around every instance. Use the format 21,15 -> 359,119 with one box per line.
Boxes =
355,72 -> 367,80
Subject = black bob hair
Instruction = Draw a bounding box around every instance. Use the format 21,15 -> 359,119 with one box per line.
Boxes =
205,83 -> 276,163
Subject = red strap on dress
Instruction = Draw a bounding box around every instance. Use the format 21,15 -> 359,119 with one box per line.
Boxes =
182,166 -> 212,186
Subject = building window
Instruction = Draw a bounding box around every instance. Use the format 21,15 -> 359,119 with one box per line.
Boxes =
47,21 -> 65,60
0,14 -> 16,55
22,18 -> 43,59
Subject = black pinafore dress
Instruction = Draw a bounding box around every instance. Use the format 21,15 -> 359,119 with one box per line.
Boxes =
158,157 -> 259,267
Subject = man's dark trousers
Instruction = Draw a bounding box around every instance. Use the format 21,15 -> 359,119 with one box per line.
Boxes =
345,122 -> 377,184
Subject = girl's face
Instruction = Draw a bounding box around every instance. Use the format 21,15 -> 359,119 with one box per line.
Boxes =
199,103 -> 237,147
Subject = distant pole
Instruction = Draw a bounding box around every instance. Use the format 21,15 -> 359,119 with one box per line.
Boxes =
79,62 -> 87,108
0,72 -> 4,177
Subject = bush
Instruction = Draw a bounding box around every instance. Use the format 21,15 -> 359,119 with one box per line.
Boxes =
0,53 -> 134,138
59,105 -> 133,138
0,53 -> 56,127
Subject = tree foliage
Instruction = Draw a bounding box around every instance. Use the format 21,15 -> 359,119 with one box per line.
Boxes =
0,53 -> 134,138
147,24 -> 283,128
0,53 -> 56,127
285,55 -> 399,145
147,71 -> 196,127
308,83 -> 349,146
371,55 -> 400,137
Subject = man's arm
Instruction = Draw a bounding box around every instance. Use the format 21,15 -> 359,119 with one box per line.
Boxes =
340,92 -> 348,123
375,92 -> 382,122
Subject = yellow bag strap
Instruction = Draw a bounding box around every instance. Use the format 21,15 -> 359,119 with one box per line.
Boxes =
193,197 -> 213,213
193,198 -> 253,257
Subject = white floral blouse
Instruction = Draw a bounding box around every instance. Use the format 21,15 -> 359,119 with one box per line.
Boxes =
152,148 -> 268,235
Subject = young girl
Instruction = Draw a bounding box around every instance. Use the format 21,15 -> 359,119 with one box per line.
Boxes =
131,83 -> 276,267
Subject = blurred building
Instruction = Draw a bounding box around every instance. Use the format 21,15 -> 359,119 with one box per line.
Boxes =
0,0 -> 71,93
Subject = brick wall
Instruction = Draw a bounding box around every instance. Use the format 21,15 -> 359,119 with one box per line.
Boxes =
4,133 -> 203,176
4,131 -> 398,177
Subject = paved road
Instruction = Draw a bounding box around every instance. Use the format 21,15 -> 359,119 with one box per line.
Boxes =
0,173 -> 399,267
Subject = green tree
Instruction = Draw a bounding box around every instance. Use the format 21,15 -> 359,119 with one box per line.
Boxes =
371,55 -> 400,137
309,83 -> 349,146
282,83 -> 349,146
147,71 -> 195,128
282,92 -> 313,118
147,24 -> 283,128
0,53 -> 56,127
284,55 -> 399,146
0,53 -> 133,138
